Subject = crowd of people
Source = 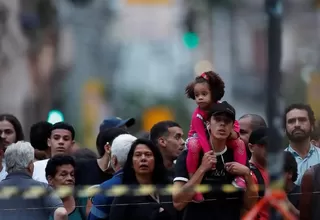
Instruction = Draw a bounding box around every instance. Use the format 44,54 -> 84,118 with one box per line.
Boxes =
0,71 -> 319,220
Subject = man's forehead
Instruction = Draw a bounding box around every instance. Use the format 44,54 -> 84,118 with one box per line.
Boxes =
51,129 -> 72,136
168,126 -> 183,135
286,109 -> 308,119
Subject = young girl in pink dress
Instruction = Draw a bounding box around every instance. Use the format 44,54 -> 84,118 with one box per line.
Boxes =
185,71 -> 247,202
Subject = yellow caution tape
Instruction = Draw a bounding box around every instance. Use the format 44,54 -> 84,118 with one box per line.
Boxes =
0,184 -> 266,199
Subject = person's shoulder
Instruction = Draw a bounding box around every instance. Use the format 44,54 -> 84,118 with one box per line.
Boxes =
177,150 -> 187,161
100,175 -> 122,188
34,159 -> 49,167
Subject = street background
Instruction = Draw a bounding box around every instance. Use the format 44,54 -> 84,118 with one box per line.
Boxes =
0,0 -> 319,150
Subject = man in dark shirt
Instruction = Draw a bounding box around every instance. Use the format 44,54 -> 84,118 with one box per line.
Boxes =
75,128 -> 129,185
172,102 -> 257,220
150,120 -> 185,180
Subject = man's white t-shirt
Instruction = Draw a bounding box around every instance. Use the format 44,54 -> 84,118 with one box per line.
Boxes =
32,159 -> 49,183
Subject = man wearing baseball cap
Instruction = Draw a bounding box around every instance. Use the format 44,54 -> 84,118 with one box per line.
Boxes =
248,127 -> 269,220
173,101 -> 257,220
99,117 -> 135,132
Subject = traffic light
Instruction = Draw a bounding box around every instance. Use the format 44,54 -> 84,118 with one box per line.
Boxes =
47,110 -> 64,124
183,10 -> 199,49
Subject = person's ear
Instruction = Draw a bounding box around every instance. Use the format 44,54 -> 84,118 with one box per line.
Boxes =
47,138 -> 51,148
47,175 -> 54,186
104,143 -> 111,155
28,161 -> 34,176
112,156 -> 117,168
248,143 -> 254,153
158,137 -> 166,148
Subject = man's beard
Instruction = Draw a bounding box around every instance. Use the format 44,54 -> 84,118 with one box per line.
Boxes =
286,128 -> 311,143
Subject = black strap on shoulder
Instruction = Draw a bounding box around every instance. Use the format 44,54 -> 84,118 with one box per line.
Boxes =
249,163 -> 265,198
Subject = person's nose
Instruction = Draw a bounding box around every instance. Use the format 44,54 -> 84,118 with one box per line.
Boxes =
0,132 -> 5,139
294,120 -> 301,128
140,154 -> 147,162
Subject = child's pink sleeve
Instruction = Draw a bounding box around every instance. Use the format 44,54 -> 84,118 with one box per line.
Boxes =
191,113 -> 211,153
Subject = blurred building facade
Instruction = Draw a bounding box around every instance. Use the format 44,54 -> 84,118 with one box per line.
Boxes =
0,0 -> 320,146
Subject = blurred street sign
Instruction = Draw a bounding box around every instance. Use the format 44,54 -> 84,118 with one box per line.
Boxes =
307,72 -> 320,119
142,106 -> 174,131
126,0 -> 172,5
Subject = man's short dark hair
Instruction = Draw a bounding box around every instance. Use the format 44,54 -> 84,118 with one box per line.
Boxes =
283,151 -> 298,182
45,155 -> 75,179
150,121 -> 181,145
72,147 -> 98,160
283,103 -> 315,128
30,121 -> 52,151
50,122 -> 75,140
96,128 -> 129,157
239,114 -> 267,131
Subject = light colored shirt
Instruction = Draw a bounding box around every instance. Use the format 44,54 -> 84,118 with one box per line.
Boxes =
285,144 -> 320,185
0,165 -> 7,181
32,159 -> 49,183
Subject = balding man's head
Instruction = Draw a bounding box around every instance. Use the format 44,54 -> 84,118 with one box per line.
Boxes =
240,114 -> 267,131
238,114 -> 267,157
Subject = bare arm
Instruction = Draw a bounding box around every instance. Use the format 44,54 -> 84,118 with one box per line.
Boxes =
172,167 -> 207,210
172,150 -> 215,211
243,170 -> 258,211
300,169 -> 313,220
53,207 -> 68,220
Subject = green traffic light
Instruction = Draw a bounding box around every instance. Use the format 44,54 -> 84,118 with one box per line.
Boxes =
47,110 -> 64,124
183,32 -> 199,49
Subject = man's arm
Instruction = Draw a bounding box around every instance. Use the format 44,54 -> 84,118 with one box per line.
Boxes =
242,170 -> 258,211
172,150 -> 215,210
300,169 -> 313,220
43,184 -> 67,219
53,207 -> 68,220
172,167 -> 207,210
224,162 -> 258,211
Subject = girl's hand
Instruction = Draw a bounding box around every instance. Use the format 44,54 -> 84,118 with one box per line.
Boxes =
228,131 -> 239,140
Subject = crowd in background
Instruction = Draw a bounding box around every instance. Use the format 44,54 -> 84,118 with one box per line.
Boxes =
0,72 -> 320,220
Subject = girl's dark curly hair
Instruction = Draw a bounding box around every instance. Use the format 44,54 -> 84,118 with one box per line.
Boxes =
185,71 -> 225,103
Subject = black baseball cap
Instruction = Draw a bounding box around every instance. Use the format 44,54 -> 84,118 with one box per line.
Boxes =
209,101 -> 236,121
249,127 -> 268,145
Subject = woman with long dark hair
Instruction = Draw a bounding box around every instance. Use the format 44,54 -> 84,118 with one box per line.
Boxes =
0,114 -> 24,148
109,138 -> 176,220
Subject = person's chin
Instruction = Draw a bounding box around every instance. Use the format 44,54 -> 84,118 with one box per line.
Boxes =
213,134 -> 228,140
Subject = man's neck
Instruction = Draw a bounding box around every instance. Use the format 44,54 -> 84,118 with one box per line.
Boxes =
97,154 -> 111,172
289,139 -> 311,158
162,156 -> 174,170
135,174 -> 152,184
62,196 -> 76,215
210,137 -> 226,153
250,157 -> 266,168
